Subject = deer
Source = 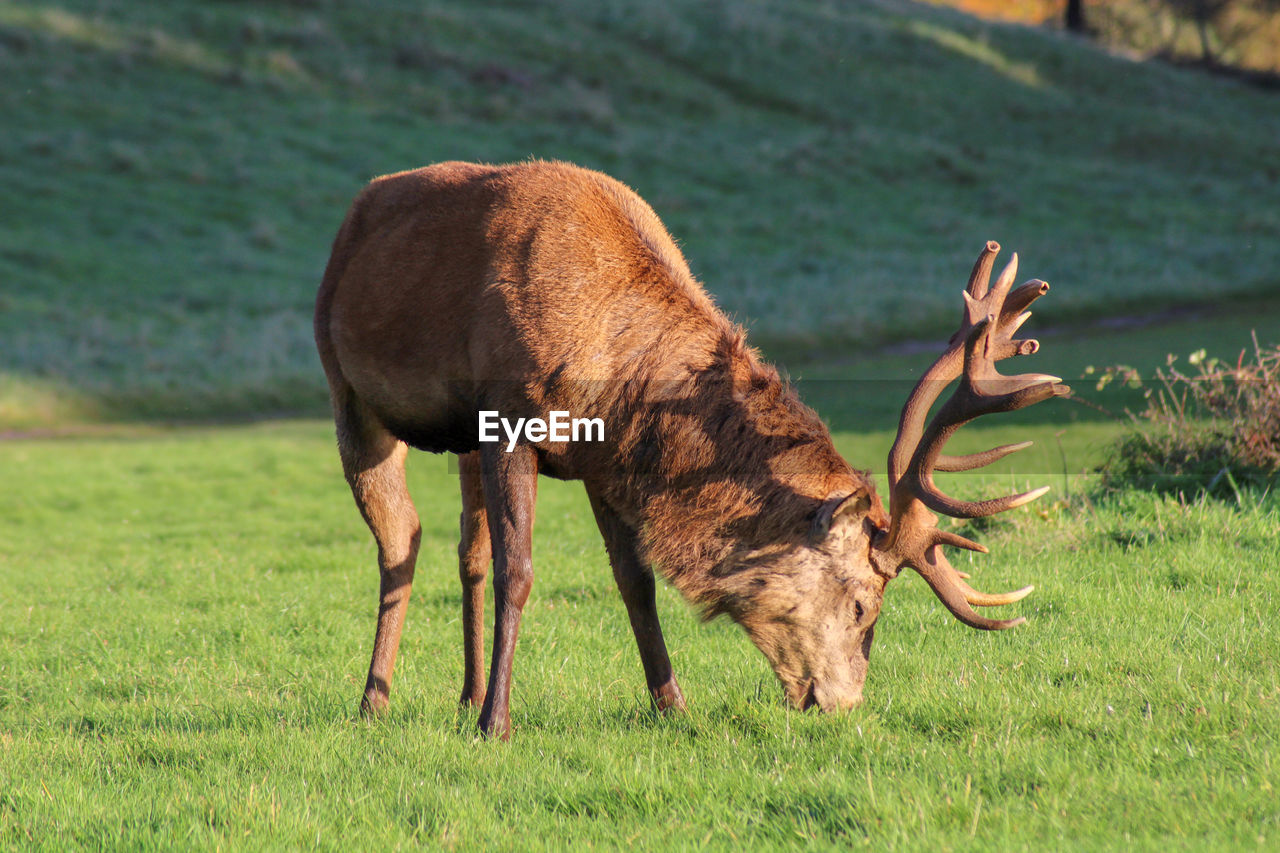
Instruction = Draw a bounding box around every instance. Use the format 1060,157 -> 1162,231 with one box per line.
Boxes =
313,159 -> 1069,739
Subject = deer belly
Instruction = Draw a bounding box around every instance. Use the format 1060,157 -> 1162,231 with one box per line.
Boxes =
348,362 -> 480,454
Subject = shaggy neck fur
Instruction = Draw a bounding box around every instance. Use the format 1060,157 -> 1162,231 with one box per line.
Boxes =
599,322 -> 876,615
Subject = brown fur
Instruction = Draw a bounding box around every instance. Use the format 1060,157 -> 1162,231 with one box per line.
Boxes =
315,160 -> 894,736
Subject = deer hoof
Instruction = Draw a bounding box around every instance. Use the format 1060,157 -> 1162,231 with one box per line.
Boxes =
360,690 -> 390,719
652,680 -> 687,714
477,711 -> 511,741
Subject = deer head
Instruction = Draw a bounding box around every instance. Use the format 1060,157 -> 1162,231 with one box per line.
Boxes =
726,242 -> 1070,711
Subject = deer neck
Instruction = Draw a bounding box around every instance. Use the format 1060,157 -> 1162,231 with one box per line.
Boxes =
602,335 -> 863,609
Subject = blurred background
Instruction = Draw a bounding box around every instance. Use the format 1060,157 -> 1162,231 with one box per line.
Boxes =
1,0 -> 1277,431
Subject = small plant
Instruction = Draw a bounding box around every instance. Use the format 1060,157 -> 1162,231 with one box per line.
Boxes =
1091,332 -> 1280,498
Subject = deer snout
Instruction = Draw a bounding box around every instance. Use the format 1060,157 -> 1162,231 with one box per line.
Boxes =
789,677 -> 862,712
812,680 -> 863,712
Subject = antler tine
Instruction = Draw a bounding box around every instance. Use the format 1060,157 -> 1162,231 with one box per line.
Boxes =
989,253 -> 1018,307
932,528 -> 1034,606
910,540 -> 1028,630
918,483 -> 1052,520
928,533 -> 1034,607
966,241 -> 1000,300
1003,279 -> 1049,320
989,280 -> 1049,361
936,440 -> 1034,472
874,242 -> 1066,633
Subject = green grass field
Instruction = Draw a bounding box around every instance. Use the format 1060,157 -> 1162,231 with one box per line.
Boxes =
2,0 -> 1279,848
2,0 -> 1279,423
1,423 -> 1277,848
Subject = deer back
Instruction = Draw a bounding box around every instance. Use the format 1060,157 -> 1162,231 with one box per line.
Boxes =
316,161 -> 735,468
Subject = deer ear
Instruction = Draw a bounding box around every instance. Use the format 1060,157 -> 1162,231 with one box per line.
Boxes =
810,490 -> 872,543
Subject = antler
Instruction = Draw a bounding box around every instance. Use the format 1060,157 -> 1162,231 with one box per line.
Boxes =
873,242 -> 1070,630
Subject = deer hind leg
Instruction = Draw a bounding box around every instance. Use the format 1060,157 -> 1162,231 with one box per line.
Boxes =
587,488 -> 687,713
477,444 -> 538,739
456,451 -> 490,708
335,395 -> 422,718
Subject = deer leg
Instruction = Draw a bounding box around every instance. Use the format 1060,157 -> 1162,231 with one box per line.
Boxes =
587,489 -> 686,713
456,451 -> 490,708
476,444 -> 538,739
336,397 -> 422,718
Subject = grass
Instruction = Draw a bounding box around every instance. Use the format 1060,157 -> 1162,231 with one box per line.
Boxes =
2,0 -> 1280,424
1,422 -> 1277,848
3,0 -> 1280,847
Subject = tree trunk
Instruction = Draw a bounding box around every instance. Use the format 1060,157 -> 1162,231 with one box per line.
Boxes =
1065,0 -> 1088,33
1194,10 -> 1215,65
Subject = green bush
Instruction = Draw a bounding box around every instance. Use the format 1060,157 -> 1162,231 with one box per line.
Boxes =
1093,333 -> 1280,498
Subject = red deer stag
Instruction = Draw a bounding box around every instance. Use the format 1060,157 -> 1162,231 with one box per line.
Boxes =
314,160 -> 1068,738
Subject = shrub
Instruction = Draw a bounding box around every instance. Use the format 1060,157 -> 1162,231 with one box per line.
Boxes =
1092,333 -> 1280,498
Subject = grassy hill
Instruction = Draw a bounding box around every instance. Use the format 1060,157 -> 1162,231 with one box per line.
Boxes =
2,0 -> 1278,426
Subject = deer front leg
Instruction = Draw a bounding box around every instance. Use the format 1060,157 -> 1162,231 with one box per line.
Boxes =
456,451 -> 490,708
587,488 -> 686,713
477,444 -> 537,739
